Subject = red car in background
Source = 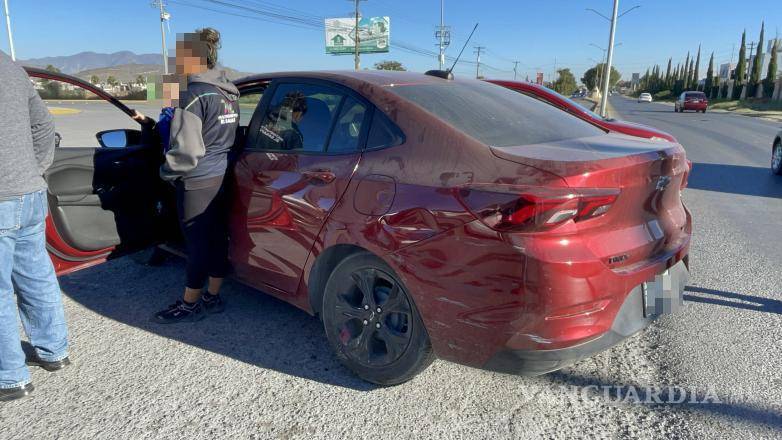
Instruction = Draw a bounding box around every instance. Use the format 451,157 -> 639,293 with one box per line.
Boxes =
675,91 -> 709,113
487,80 -> 678,143
30,67 -> 691,385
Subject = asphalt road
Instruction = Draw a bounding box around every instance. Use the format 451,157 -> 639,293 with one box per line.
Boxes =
1,97 -> 781,439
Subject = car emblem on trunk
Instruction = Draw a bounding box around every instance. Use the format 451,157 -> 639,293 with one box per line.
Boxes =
656,176 -> 672,191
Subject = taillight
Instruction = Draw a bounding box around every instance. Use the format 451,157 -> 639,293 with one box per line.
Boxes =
456,185 -> 620,233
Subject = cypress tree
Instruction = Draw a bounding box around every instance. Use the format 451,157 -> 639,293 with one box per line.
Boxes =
736,30 -> 747,85
692,44 -> 701,90
750,21 -> 765,94
665,58 -> 672,89
766,39 -> 779,96
689,59 -> 696,90
706,52 -> 715,97
683,52 -> 691,88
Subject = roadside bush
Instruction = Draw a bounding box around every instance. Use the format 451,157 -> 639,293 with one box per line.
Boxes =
653,90 -> 672,100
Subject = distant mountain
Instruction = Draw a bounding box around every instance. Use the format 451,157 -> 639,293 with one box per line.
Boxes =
73,63 -> 252,84
21,51 -> 162,74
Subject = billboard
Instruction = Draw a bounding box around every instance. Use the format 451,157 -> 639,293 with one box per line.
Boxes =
325,16 -> 390,55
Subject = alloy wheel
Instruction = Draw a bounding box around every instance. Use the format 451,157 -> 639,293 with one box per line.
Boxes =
332,268 -> 413,367
773,143 -> 782,173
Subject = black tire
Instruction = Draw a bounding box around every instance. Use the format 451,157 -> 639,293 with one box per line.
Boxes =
772,141 -> 782,175
321,252 -> 435,385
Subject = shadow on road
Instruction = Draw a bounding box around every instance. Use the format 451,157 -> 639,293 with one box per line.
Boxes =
545,370 -> 782,431
684,286 -> 782,315
687,162 -> 782,198
59,255 -> 376,391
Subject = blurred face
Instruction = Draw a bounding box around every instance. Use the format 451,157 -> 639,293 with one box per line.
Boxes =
162,81 -> 180,107
175,37 -> 207,75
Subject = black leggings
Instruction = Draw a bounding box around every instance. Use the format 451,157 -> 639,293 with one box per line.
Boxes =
175,175 -> 229,289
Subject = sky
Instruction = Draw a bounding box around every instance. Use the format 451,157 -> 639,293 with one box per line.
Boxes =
2,0 -> 781,81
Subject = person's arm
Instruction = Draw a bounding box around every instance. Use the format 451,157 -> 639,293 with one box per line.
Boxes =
160,90 -> 206,181
28,84 -> 56,175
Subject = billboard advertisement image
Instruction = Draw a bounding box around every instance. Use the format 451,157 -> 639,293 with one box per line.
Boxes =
325,16 -> 390,55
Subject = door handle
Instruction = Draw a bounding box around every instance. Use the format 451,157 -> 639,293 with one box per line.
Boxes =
302,170 -> 336,184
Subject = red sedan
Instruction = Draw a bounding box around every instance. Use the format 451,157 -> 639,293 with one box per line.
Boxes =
487,79 -> 678,143
31,68 -> 691,385
675,91 -> 709,113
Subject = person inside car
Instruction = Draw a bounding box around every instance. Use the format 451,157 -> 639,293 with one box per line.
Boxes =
262,91 -> 308,150
152,27 -> 240,324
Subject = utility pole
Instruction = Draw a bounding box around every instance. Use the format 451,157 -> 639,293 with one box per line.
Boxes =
152,0 -> 170,75
474,46 -> 485,79
513,61 -> 519,80
747,41 -> 756,73
348,0 -> 366,71
435,0 -> 450,70
3,0 -> 15,61
599,0 -> 619,117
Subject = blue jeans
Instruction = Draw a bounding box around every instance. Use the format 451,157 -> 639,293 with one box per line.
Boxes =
0,190 -> 68,389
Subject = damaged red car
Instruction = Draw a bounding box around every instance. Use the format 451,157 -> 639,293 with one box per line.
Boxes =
30,67 -> 692,385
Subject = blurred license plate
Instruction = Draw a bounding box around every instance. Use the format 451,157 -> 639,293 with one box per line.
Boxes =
642,269 -> 685,317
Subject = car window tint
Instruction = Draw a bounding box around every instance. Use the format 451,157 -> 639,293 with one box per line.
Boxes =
255,83 -> 342,152
366,109 -> 405,149
238,88 -> 265,127
327,96 -> 367,153
390,80 -> 605,148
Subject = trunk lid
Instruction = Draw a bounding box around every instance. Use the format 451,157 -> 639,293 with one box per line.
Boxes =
490,133 -> 690,270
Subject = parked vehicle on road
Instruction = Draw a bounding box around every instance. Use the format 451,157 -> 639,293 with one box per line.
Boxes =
488,80 -> 677,142
773,131 -> 782,175
637,92 -> 653,103
29,67 -> 692,385
675,91 -> 708,113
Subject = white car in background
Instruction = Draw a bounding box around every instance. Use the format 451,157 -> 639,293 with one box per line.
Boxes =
638,92 -> 653,103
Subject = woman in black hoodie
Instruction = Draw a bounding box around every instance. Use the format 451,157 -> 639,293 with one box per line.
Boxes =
154,28 -> 240,324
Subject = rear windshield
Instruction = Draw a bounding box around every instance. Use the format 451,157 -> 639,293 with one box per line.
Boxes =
389,80 -> 605,148
686,92 -> 706,98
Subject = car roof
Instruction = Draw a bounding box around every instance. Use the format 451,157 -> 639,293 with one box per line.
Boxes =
234,70 -> 457,88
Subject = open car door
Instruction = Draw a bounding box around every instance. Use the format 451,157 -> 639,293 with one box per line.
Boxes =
25,67 -> 172,276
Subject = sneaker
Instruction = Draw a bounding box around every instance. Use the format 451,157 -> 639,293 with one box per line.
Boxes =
153,300 -> 205,324
201,293 -> 225,314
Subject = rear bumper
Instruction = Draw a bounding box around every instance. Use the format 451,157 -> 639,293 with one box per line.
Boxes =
483,259 -> 689,376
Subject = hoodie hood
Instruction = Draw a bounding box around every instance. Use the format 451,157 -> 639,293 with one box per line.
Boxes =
189,68 -> 240,100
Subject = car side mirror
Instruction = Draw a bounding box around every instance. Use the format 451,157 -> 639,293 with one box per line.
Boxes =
96,129 -> 142,148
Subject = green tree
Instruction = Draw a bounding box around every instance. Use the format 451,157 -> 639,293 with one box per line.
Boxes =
683,52 -> 691,89
42,64 -> 62,98
765,39 -> 779,96
44,64 -> 61,73
136,75 -> 145,85
106,76 -> 118,86
665,58 -> 672,89
750,21 -> 765,95
552,68 -> 577,95
90,75 -> 100,84
736,30 -> 747,85
581,63 -> 621,90
705,52 -> 715,97
694,45 -> 701,90
374,60 -> 406,71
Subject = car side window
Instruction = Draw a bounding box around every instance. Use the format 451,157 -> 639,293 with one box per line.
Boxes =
366,109 -> 405,150
253,83 -> 343,152
238,86 -> 267,128
326,96 -> 367,153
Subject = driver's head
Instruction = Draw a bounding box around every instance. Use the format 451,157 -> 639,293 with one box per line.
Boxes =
175,28 -> 221,75
282,92 -> 308,123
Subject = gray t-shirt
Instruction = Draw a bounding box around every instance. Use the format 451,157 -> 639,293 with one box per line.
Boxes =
0,50 -> 56,199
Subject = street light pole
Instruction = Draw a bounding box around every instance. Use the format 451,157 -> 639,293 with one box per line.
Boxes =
599,0 -> 620,117
152,1 -> 169,75
3,0 -> 15,61
354,0 -> 360,70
